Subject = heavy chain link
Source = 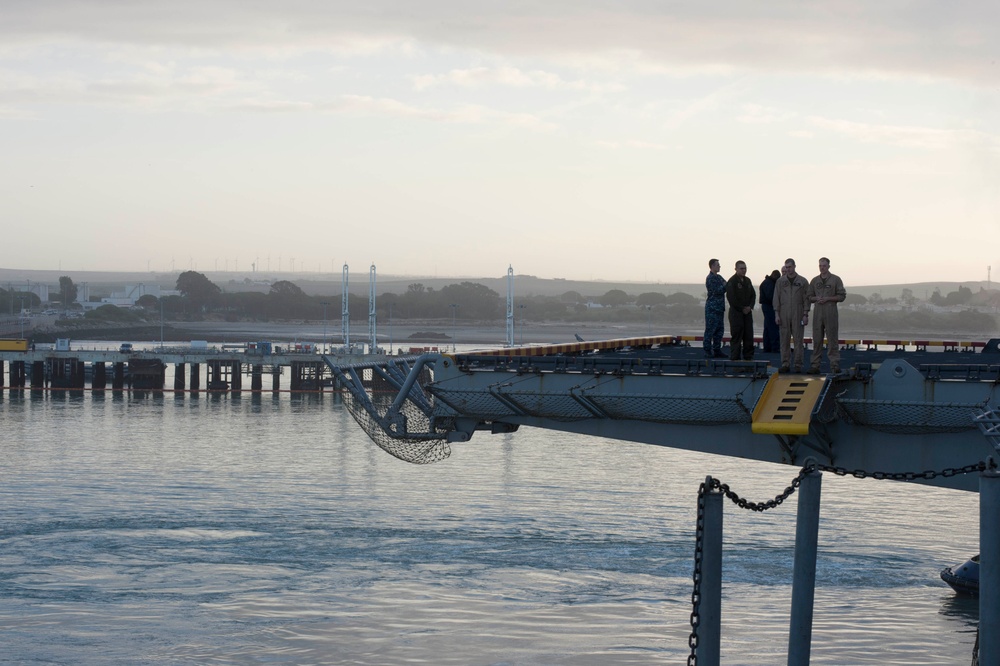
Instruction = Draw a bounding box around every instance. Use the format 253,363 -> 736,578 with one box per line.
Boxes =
686,458 -> 996,665
687,480 -> 707,664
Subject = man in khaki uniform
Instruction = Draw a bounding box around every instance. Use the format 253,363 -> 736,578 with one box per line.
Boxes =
807,257 -> 847,374
773,258 -> 810,372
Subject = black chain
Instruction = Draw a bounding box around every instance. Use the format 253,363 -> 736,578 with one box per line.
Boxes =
686,458 -> 996,665
688,480 -> 707,664
811,459 -> 994,481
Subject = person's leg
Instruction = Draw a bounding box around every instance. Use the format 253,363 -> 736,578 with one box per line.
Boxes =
742,313 -> 754,359
779,322 -> 791,370
810,311 -> 824,371
828,311 -> 841,372
703,313 -> 714,356
793,323 -> 805,371
729,309 -> 742,360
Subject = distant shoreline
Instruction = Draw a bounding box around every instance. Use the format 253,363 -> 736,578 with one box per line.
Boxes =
22,318 -> 997,347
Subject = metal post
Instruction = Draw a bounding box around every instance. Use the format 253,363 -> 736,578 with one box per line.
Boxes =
322,301 -> 329,354
449,304 -> 458,352
788,469 -> 822,666
980,469 -> 1000,665
699,477 -> 723,666
517,304 -> 526,345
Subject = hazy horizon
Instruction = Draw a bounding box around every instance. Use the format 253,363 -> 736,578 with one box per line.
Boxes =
2,2 -> 997,285
1,265 -> 995,300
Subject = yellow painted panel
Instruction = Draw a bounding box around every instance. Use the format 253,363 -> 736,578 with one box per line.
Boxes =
751,373 -> 828,435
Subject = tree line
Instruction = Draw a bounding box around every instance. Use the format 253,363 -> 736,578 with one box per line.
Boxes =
150,271 -> 706,324
9,271 -> 998,335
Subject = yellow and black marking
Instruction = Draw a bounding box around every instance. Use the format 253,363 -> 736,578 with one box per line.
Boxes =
448,334 -> 683,359
751,373 -> 828,436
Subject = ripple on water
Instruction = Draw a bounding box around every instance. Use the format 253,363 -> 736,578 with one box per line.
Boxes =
0,393 -> 983,664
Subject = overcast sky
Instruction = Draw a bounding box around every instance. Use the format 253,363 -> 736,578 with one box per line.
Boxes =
2,1 -> 998,285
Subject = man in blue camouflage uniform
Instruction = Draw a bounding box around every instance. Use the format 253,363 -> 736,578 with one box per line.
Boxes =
704,258 -> 726,358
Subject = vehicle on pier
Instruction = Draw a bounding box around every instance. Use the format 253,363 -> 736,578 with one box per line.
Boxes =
0,339 -> 29,351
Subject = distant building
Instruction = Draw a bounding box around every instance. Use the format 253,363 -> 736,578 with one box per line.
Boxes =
95,284 -> 180,308
5,281 -> 50,304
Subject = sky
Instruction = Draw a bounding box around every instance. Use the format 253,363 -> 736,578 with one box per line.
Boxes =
1,1 -> 998,286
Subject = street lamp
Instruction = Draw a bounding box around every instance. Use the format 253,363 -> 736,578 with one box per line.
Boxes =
449,303 -> 459,352
645,305 -> 653,335
321,302 -> 330,354
18,296 -> 26,339
517,304 -> 526,345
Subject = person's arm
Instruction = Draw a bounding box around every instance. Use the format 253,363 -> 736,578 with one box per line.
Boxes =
725,278 -> 737,308
773,284 -> 782,325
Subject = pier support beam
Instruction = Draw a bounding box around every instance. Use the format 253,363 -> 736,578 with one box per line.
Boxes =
10,361 -> 25,387
31,360 -> 45,388
251,365 -> 263,391
174,364 -> 185,391
788,469 -> 822,666
981,470 -> 1000,665
190,363 -> 200,391
50,359 -> 85,389
697,477 -> 723,666
128,359 -> 165,390
112,362 -> 125,390
272,368 -> 281,392
231,361 -> 242,393
208,361 -> 228,391
92,362 -> 106,390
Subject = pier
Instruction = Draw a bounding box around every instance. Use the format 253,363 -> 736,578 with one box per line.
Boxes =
0,341 -> 407,393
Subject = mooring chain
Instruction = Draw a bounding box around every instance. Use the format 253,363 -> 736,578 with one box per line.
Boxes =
686,458 -> 996,665
810,459 -> 995,481
687,479 -> 708,665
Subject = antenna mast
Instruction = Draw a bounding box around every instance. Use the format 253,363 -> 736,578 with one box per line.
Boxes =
506,265 -> 515,347
341,263 -> 350,350
369,264 -> 377,354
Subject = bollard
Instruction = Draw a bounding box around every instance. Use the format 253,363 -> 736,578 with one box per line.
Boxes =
980,469 -> 1000,664
698,476 -> 723,666
788,469 -> 822,666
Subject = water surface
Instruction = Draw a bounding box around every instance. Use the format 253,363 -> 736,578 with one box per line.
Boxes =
0,388 -> 981,664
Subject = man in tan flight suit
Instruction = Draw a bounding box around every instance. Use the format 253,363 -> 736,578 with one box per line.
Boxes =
807,257 -> 847,374
773,258 -> 810,373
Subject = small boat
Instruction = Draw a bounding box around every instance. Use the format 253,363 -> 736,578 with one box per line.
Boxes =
941,554 -> 979,595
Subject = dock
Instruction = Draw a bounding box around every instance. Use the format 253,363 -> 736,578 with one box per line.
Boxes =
0,341 -> 411,392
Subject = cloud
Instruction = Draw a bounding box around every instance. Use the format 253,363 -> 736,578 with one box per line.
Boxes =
596,139 -> 670,150
413,66 -> 623,93
1,2 -> 996,86
737,103 -> 795,124
809,116 -> 1000,152
331,94 -> 557,130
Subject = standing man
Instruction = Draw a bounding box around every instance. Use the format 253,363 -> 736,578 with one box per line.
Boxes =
773,258 -> 810,373
704,258 -> 726,359
726,260 -> 756,360
759,269 -> 781,353
807,257 -> 847,374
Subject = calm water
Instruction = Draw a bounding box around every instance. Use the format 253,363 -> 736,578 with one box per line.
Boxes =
0,384 -> 982,664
